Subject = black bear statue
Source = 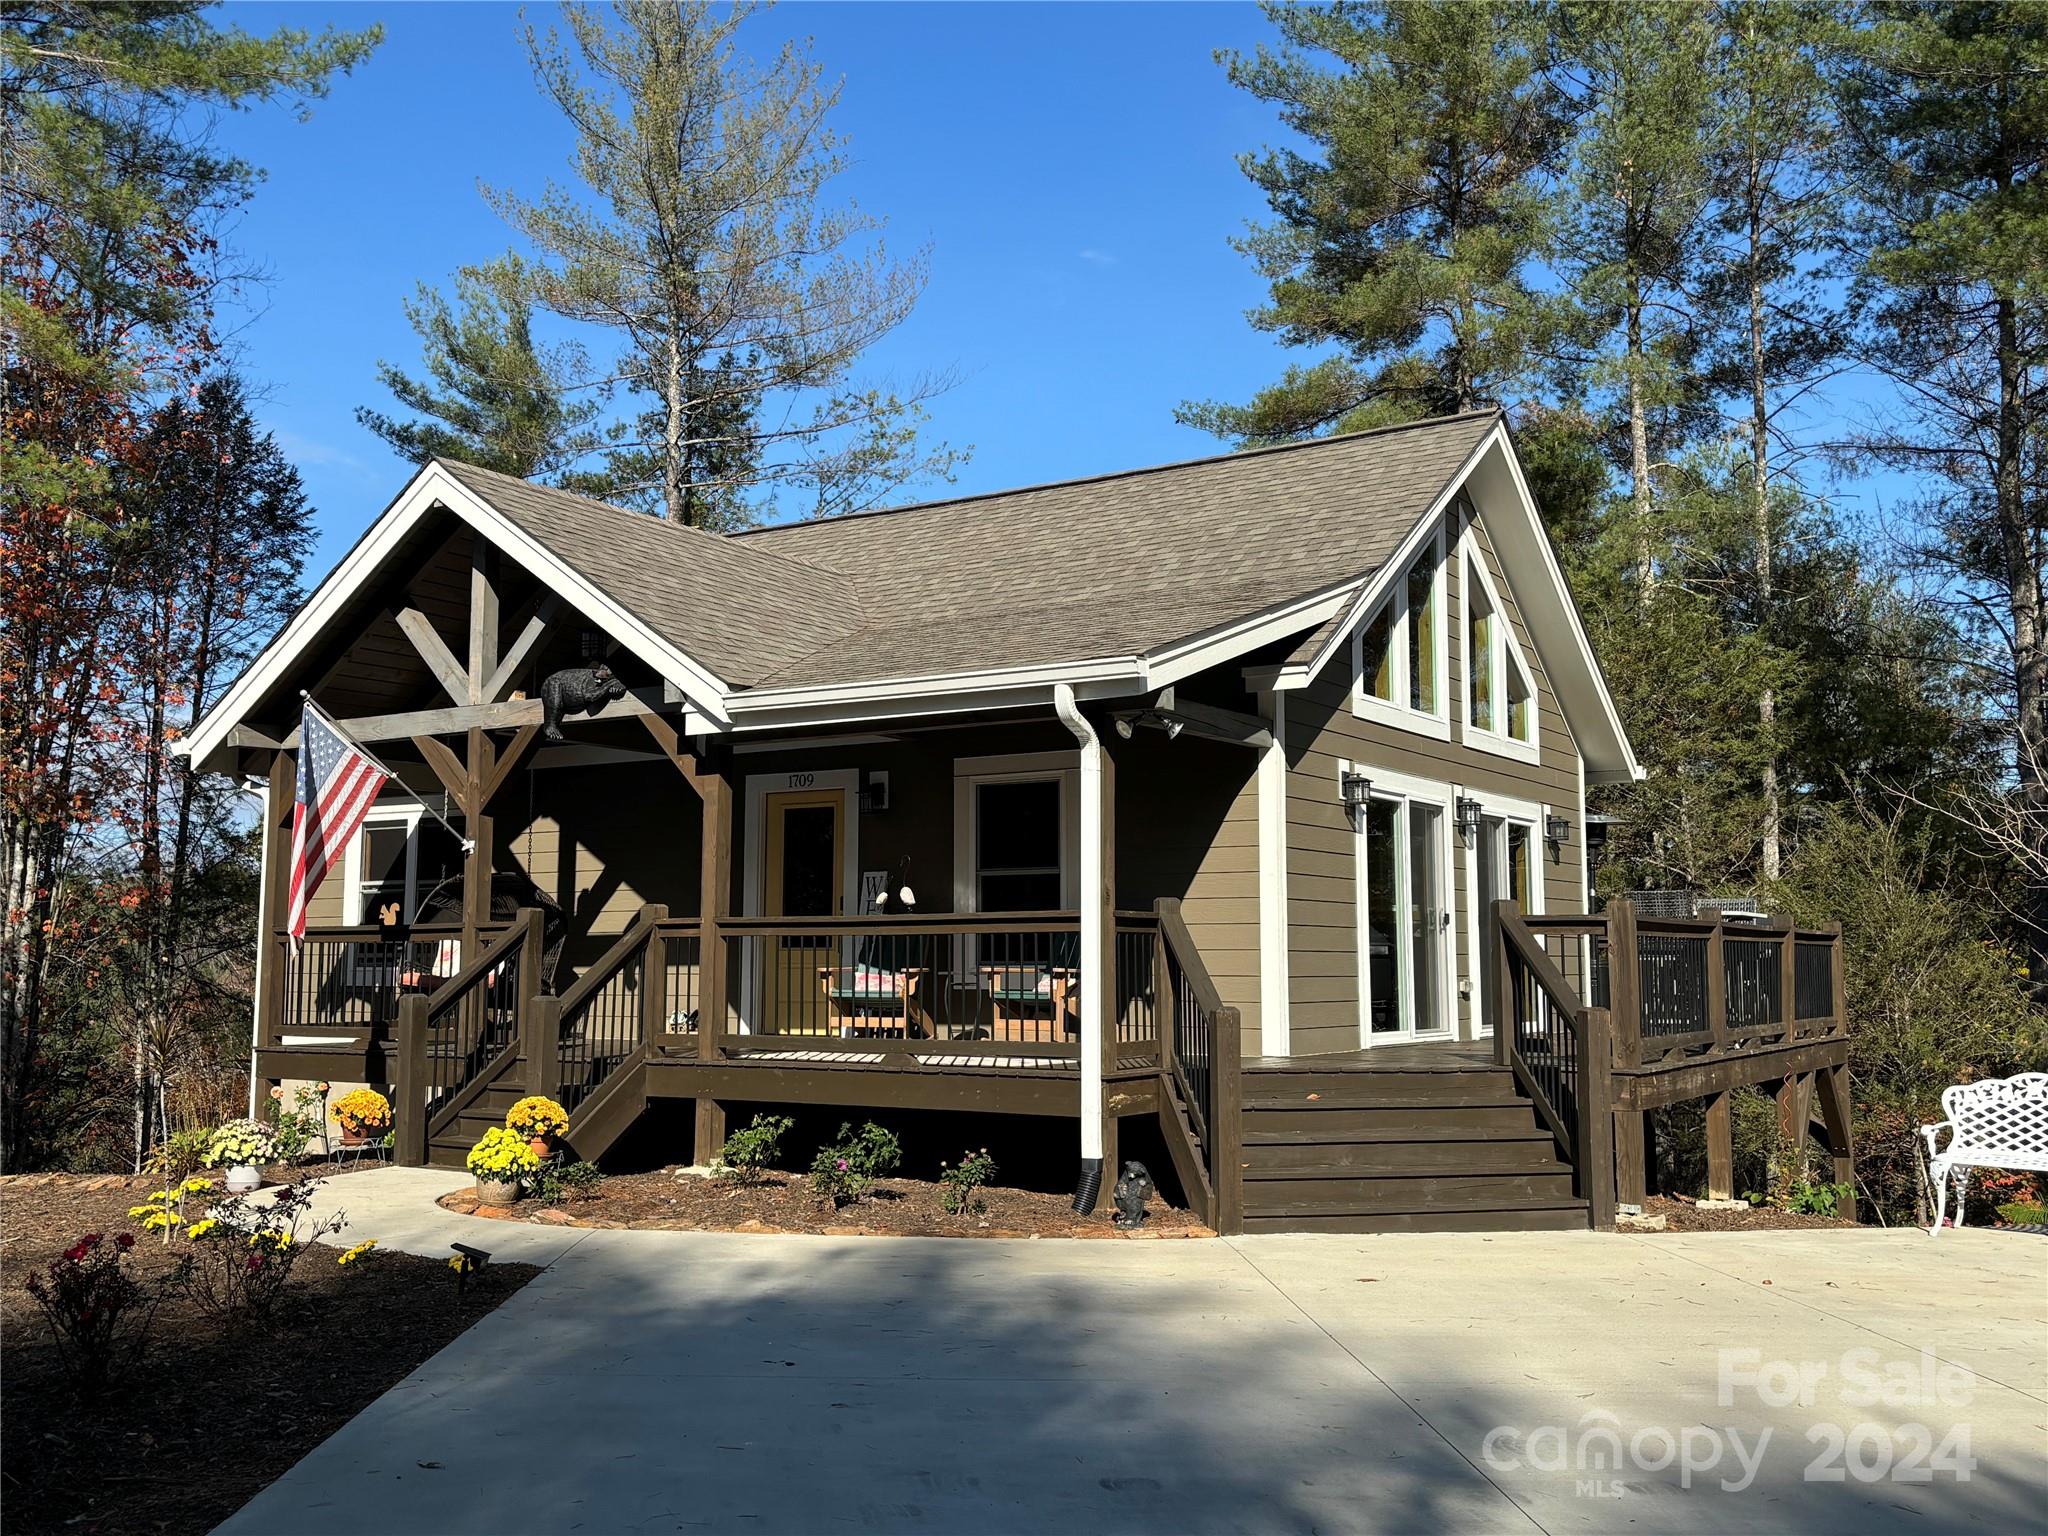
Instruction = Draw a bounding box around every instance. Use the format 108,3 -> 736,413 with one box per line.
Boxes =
1111,1160 -> 1156,1229
539,664 -> 627,741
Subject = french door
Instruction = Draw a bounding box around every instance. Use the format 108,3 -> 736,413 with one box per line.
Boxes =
1357,781 -> 1454,1045
1473,811 -> 1538,1038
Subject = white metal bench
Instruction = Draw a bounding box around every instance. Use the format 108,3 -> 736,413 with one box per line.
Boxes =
1920,1072 -> 2048,1234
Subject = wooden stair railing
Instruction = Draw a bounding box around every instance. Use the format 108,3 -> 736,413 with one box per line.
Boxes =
557,904 -> 668,1160
1154,898 -> 1243,1235
394,909 -> 542,1166
1490,901 -> 1615,1228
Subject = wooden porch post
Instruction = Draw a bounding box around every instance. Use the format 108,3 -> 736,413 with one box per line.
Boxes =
523,997 -> 562,1102
1704,1088 -> 1734,1201
1606,899 -> 1642,1069
694,752 -> 733,1166
394,994 -> 429,1167
257,750 -> 295,1055
1579,1005 -> 1616,1228
460,726 -> 495,956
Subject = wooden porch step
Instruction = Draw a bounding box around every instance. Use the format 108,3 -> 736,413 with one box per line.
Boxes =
1242,1198 -> 1589,1234
1244,1170 -> 1576,1211
1241,1135 -> 1566,1174
1244,1104 -> 1539,1136
1242,1074 -> 1521,1109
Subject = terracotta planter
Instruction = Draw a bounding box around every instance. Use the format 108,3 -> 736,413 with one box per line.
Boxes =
526,1136 -> 554,1160
337,1122 -> 387,1147
476,1177 -> 521,1206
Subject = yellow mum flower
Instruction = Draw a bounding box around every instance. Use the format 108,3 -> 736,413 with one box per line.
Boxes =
186,1218 -> 218,1239
336,1239 -> 378,1266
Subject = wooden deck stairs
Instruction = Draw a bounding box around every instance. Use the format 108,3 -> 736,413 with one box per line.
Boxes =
1236,1050 -> 1587,1233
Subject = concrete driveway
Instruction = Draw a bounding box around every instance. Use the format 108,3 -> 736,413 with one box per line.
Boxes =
220,1169 -> 2046,1535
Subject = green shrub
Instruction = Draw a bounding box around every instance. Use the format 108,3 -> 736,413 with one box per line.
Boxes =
832,1121 -> 900,1180
1995,1201 -> 2048,1227
530,1156 -> 604,1204
144,1127 -> 213,1183
715,1114 -> 793,1184
940,1148 -> 997,1217
808,1146 -> 869,1207
1786,1181 -> 1852,1218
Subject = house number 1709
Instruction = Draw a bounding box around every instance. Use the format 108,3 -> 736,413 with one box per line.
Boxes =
786,773 -> 815,789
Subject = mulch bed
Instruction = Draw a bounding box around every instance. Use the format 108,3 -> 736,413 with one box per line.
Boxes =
441,1166 -> 1212,1239
1621,1193 -> 1858,1232
1,1171 -> 538,1536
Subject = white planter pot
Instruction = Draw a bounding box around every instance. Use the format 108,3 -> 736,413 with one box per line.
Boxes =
224,1164 -> 262,1195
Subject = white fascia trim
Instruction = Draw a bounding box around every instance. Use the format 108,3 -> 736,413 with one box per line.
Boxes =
1257,426 -> 1499,693
183,463 -> 733,768
1482,430 -> 1642,780
1141,580 -> 1357,692
728,654 -> 1141,717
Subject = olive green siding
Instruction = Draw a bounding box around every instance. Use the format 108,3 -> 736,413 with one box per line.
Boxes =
1281,500 -> 1587,1056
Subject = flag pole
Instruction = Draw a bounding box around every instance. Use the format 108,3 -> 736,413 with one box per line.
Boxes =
298,692 -> 476,852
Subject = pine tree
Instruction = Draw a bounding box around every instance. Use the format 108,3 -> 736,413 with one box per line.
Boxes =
485,0 -> 961,526
1696,0 -> 1852,880
1180,0 -> 1576,443
1557,0 -> 1720,592
1838,0 -> 2048,976
356,255 -> 602,482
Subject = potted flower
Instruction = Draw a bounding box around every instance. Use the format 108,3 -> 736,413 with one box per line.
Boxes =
331,1089 -> 392,1146
205,1119 -> 278,1194
467,1126 -> 539,1206
506,1095 -> 569,1158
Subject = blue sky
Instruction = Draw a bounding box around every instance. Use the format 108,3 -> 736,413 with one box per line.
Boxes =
212,1 -> 1914,577
214,1 -> 1296,572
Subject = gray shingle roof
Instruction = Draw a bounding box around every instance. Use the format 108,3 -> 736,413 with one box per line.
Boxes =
440,410 -> 1498,694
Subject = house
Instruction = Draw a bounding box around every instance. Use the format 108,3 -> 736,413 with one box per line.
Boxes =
184,409 -> 1854,1232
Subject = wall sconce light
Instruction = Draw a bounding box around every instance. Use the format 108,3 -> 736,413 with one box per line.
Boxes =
1455,795 -> 1483,837
1340,770 -> 1372,822
859,771 -> 890,815
1546,813 -> 1571,846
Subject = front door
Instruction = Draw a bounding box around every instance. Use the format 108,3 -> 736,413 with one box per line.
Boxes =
762,788 -> 846,1033
1359,788 -> 1453,1045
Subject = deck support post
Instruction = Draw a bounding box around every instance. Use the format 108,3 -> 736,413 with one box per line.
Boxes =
1613,1108 -> 1648,1208
1578,1006 -> 1616,1228
1606,900 -> 1641,1068
1776,1071 -> 1810,1184
1704,1088 -> 1734,1201
1818,1063 -> 1856,1221
394,995 -> 429,1167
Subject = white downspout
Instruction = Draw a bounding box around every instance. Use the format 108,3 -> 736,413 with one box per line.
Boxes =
1052,684 -> 1105,1194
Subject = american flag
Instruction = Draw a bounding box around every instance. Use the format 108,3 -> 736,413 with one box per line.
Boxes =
285,703 -> 390,945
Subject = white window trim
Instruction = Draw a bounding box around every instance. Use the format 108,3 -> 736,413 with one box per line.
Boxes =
1461,790 -> 1547,1041
341,804 -> 424,927
1460,533 -> 1542,767
1352,522 -> 1451,742
1343,759 -> 1458,1048
950,751 -> 1080,915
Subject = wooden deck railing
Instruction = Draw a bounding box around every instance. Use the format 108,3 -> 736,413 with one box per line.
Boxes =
1492,899 -> 1851,1223
1156,897 -> 1241,1234
392,909 -> 540,1164
554,904 -> 675,1113
703,912 -> 1158,1059
269,920 -> 478,1038
1494,904 -> 1614,1228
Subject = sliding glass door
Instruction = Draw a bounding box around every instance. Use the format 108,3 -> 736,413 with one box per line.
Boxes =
1357,783 -> 1453,1044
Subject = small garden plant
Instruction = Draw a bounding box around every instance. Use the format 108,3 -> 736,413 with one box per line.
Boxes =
170,1178 -> 350,1325
331,1087 -> 392,1140
204,1118 -> 278,1170
467,1126 -> 540,1191
532,1157 -> 605,1203
507,1095 -> 569,1143
714,1113 -> 792,1184
22,1232 -> 163,1386
808,1121 -> 899,1207
143,1126 -> 213,1183
939,1148 -> 997,1217
266,1082 -> 329,1162
1785,1180 -> 1853,1218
